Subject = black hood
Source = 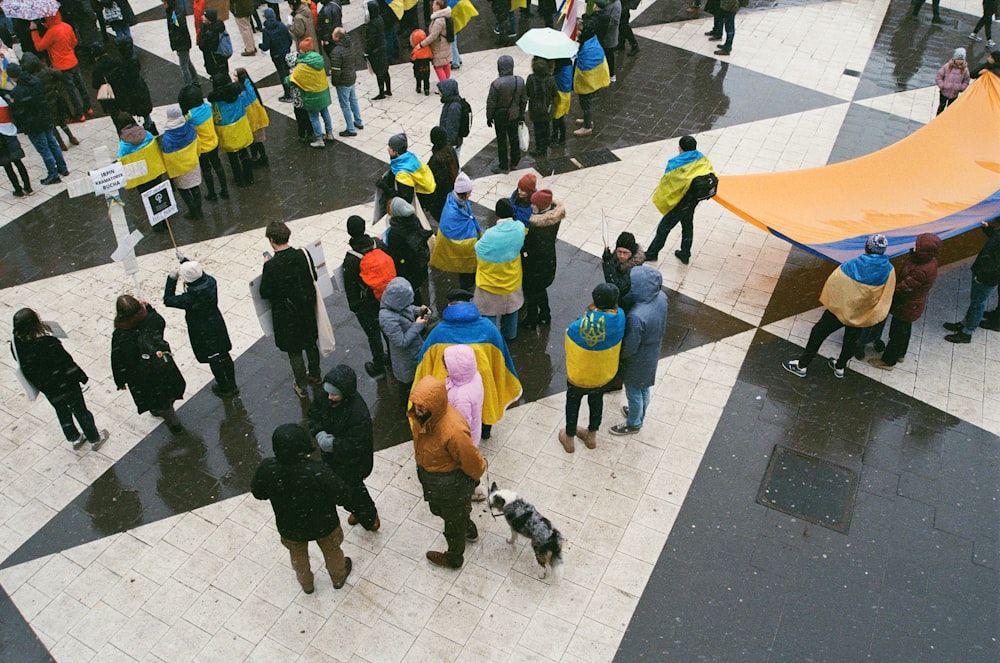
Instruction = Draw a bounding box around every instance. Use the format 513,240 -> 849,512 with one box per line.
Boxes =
323,364 -> 358,399
497,54 -> 514,76
272,423 -> 313,463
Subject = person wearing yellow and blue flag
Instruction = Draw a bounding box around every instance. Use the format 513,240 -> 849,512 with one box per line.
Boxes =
430,172 -> 481,290
551,57 -> 572,146
647,135 -> 716,264
414,288 -> 522,440
447,0 -> 478,69
473,198 -> 527,341
117,112 -> 166,193
208,72 -> 254,187
178,83 -> 229,201
159,105 -> 203,220
572,31 -> 609,136
559,283 -> 625,453
376,132 -> 436,212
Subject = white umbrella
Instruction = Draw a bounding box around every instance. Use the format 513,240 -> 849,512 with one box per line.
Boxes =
2,0 -> 61,21
515,28 -> 579,60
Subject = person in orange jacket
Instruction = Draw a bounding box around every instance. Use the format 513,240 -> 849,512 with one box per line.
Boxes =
29,13 -> 92,120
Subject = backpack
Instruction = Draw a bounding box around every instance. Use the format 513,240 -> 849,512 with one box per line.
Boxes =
456,96 -> 473,138
215,31 -> 233,58
689,173 -> 718,201
444,16 -> 455,42
133,326 -> 175,380
348,243 -> 396,301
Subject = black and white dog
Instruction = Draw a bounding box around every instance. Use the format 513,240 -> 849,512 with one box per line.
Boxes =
488,482 -> 564,579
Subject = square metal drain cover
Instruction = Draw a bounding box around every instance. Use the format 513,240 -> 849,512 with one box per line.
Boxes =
545,148 -> 621,175
756,446 -> 858,533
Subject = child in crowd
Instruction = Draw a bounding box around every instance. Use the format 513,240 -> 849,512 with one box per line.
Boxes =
410,29 -> 433,96
444,344 -> 487,500
379,277 -> 429,409
284,52 -> 314,144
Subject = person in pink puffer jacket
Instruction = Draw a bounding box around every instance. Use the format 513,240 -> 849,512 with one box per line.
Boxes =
444,344 -> 487,500
936,47 -> 971,115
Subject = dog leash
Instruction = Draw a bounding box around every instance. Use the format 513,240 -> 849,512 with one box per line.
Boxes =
483,456 -> 504,520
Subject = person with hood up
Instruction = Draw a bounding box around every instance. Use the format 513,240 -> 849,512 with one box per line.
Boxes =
198,8 -> 231,77
20,53 -> 78,152
867,233 -> 940,369
610,265 -> 668,435
329,27 -> 364,137
418,0 -> 453,81
415,288 -> 521,440
385,197 -> 433,305
207,72 -> 254,186
236,68 -> 270,167
29,12 -> 91,121
603,231 -> 645,311
437,78 -> 466,158
379,276 -> 429,407
943,218 -> 1000,343
289,42 -> 334,148
474,198 -> 527,341
259,6 -> 293,101
164,259 -> 237,399
364,0 -> 392,99
162,0 -> 198,86
377,132 -> 437,208
251,423 -> 353,594
509,172 -> 535,226
783,234 -> 896,379
486,54 -> 526,174
111,294 -> 187,433
520,188 -> 565,329
410,27 -> 433,95
525,56 -> 557,157
443,344 -> 487,500
430,171 -> 480,290
426,125 -> 459,221
179,83 -> 230,200
343,215 -> 389,378
560,283 -> 625,452
0,95 -> 32,197
287,0 -> 319,52
12,308 -> 109,451
936,47 -> 971,114
307,364 -> 381,531
158,105 -> 203,219
2,62 -> 68,186
409,375 -> 486,569
114,37 -> 157,134
117,112 -> 167,194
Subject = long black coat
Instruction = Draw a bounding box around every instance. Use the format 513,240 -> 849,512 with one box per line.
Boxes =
111,305 -> 186,414
259,247 -> 318,352
522,201 -> 566,292
13,335 -> 86,397
386,214 -> 431,290
363,2 -> 388,75
5,72 -> 53,134
307,365 -> 375,481
163,273 -> 233,363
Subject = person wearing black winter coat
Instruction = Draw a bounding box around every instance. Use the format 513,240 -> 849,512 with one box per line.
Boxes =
437,77 -> 464,155
259,7 -> 293,99
252,423 -> 353,593
12,308 -> 108,450
3,63 -> 68,185
426,126 -> 459,221
307,365 -> 380,530
111,296 -> 186,432
198,9 -> 230,76
364,0 -> 391,98
344,215 -> 389,378
944,218 -> 1000,343
163,0 -> 198,86
386,196 -> 432,306
163,261 -> 238,397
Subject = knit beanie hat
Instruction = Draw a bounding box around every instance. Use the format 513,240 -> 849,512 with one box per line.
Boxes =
454,172 -> 474,193
615,231 -> 637,255
299,37 -> 314,52
263,7 -> 275,19
517,173 -> 537,193
531,189 -> 553,210
865,233 -> 888,255
388,133 -> 408,153
430,126 -> 448,150
953,47 -> 966,60
390,197 -> 415,218
347,215 -> 366,238
204,8 -> 218,21
495,198 -> 514,219
164,105 -> 185,130
179,261 -> 204,282
592,283 -> 619,310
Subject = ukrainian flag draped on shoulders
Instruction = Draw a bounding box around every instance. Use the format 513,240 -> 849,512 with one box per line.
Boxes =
159,121 -> 200,179
652,149 -> 715,215
475,221 -> 526,295
289,51 -> 331,111
384,0 -> 413,20
553,61 -> 573,120
240,78 -> 269,134
391,150 -> 436,195
431,193 -> 481,273
565,308 -> 626,388
448,0 -> 478,32
118,126 -> 166,189
820,253 -> 895,328
186,103 -> 219,154
573,35 -> 609,95
414,301 -> 522,425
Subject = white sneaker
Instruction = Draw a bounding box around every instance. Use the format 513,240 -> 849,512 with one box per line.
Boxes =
610,75 -> 617,83
827,357 -> 845,379
309,138 -> 325,148
970,32 -> 983,42
781,359 -> 807,378
989,39 -> 996,47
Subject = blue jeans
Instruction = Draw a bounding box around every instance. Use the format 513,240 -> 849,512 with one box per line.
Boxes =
485,312 -> 518,340
625,384 -> 650,429
721,11 -> 735,50
27,130 -> 67,178
452,36 -> 462,67
962,279 -> 998,334
335,85 -> 362,131
308,108 -> 333,138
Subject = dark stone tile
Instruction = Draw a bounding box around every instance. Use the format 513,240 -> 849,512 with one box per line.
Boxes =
827,103 -> 926,165
896,469 -> 938,504
0,584 -> 54,663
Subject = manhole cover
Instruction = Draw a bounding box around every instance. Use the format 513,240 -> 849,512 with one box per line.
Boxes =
544,148 -> 621,175
756,446 -> 858,533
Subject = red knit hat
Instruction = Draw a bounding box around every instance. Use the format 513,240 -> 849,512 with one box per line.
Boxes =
517,173 -> 537,193
531,189 -> 553,210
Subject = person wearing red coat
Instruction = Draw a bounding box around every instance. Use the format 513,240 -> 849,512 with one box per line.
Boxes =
869,232 -> 941,369
30,13 -> 92,119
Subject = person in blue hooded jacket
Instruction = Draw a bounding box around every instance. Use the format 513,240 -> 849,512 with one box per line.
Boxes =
259,7 -> 293,101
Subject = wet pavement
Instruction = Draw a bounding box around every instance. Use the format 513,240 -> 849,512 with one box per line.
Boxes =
0,0 -> 997,661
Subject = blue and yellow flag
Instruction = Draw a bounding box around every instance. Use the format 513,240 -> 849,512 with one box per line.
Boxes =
390,151 -> 436,195
652,149 -> 715,215
553,62 -> 573,119
448,0 -> 478,32
415,301 -> 522,425
475,221 -> 526,296
119,132 -> 167,189
159,123 -> 200,179
820,254 -> 895,327
565,308 -> 625,388
431,193 -> 481,273
573,36 -> 609,95
186,103 -> 219,154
